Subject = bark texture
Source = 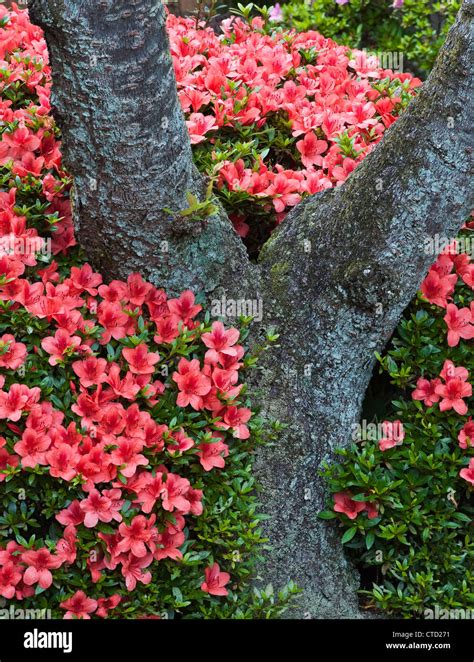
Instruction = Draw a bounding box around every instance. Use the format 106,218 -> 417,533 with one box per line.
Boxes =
29,0 -> 254,299
29,0 -> 473,618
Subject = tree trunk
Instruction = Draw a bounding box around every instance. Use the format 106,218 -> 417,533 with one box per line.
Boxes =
29,0 -> 473,618
28,0 -> 254,299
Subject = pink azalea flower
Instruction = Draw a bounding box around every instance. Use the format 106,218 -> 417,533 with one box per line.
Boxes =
96,595 -> 122,618
440,359 -> 469,382
154,528 -> 185,561
364,502 -> 379,519
167,428 -> 194,455
412,377 -> 441,407
0,384 -> 41,421
0,334 -> 27,369
136,473 -> 165,514
120,552 -> 153,591
186,113 -> 218,144
153,314 -> 180,344
56,500 -> 85,526
110,437 -> 148,477
117,515 -> 157,558
202,321 -> 240,357
60,590 -> 98,619
172,358 -> 211,410
443,303 -> 474,347
21,548 -> 61,589
14,428 -> 51,468
378,420 -> 405,451
435,378 -> 472,415
126,272 -> 153,306
420,269 -> 457,308
55,525 -> 77,565
80,489 -> 118,528
104,364 -> 141,400
69,263 -> 102,295
45,443 -> 79,481
167,290 -> 201,322
0,561 -> 22,599
187,487 -> 204,516
222,405 -> 251,439
198,435 -> 229,471
296,132 -> 328,168
41,328 -> 83,366
201,562 -> 230,596
122,344 -> 160,375
0,445 -> 18,481
97,301 -> 129,344
72,356 -> 108,388
333,491 -> 366,520
460,458 -> 474,485
458,418 -> 474,449
161,473 -> 191,513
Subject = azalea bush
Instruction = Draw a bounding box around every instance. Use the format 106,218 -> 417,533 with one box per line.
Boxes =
0,4 -> 300,618
168,11 -> 421,252
0,275 -> 296,618
322,235 -> 474,617
271,0 -> 459,75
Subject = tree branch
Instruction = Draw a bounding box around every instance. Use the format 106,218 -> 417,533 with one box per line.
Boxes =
260,0 -> 473,305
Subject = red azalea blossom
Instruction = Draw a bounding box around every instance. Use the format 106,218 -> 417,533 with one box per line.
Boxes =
122,344 -> 160,376
201,562 -> 230,596
198,434 -> 229,471
79,489 -> 123,528
420,269 -> 457,308
460,458 -> 474,485
96,595 -> 122,618
21,548 -> 61,590
60,590 -> 98,619
458,418 -> 474,449
0,561 -> 22,599
378,420 -> 405,451
333,491 -> 366,520
117,515 -> 157,558
72,356 -> 108,388
443,303 -> 474,347
0,334 -> 27,369
435,379 -> 472,415
412,377 -> 441,407
120,553 -> 154,592
172,358 -> 211,410
41,328 -> 84,366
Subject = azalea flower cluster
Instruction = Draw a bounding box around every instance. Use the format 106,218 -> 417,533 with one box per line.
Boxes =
332,240 -> 474,520
420,242 -> 474,346
167,13 -> 421,238
0,263 -> 241,613
324,232 -> 473,616
0,282 -> 243,603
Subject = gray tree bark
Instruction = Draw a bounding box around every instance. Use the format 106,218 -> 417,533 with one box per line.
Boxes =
29,0 -> 473,618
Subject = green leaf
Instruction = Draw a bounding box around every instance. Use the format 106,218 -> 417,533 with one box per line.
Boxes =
341,527 -> 357,544
319,510 -> 337,520
366,531 -> 375,550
